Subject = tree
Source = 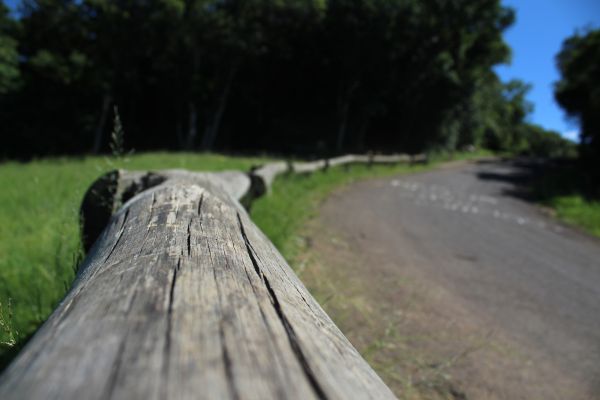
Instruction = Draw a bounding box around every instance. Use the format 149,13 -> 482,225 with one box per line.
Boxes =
0,1 -> 19,94
520,123 -> 577,158
0,0 -> 530,159
555,28 -> 600,184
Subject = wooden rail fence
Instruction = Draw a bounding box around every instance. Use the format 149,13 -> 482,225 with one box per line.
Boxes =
0,153 -> 425,399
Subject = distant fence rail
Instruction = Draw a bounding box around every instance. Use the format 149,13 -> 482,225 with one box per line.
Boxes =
0,153 -> 425,399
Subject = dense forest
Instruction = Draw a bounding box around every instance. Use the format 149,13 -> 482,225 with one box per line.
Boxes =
0,0 -> 582,159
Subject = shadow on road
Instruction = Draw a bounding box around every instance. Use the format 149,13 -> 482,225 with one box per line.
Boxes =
474,158 -> 549,202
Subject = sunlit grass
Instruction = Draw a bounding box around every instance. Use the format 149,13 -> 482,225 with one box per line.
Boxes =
531,163 -> 600,238
548,196 -> 600,237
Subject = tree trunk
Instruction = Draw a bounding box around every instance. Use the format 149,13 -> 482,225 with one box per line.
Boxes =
354,110 -> 371,153
335,81 -> 359,154
336,99 -> 350,154
91,93 -> 112,154
185,102 -> 198,150
201,62 -> 238,151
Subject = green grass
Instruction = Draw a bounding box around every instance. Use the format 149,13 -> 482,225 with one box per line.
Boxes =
544,196 -> 600,237
0,152 -> 267,364
532,163 -> 600,238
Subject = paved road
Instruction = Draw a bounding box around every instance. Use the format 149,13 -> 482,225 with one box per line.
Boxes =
319,159 -> 600,399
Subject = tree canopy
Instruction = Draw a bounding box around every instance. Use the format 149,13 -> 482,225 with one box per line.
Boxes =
555,28 -> 600,184
0,0 -> 577,159
0,2 -> 19,94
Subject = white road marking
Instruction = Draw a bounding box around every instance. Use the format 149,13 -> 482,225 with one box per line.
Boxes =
391,179 -> 563,233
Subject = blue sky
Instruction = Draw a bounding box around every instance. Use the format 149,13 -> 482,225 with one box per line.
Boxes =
4,0 -> 600,142
496,0 -> 600,142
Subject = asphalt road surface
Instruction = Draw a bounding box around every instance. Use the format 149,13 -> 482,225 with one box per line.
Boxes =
318,159 -> 600,399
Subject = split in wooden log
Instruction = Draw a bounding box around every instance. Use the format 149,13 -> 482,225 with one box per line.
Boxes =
0,169 -> 396,400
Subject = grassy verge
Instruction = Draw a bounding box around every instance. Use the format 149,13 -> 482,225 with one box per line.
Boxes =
548,197 -> 600,237
0,152 -> 267,365
532,164 -> 600,238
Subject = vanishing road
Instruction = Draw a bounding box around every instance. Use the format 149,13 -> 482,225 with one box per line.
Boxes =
317,159 -> 600,399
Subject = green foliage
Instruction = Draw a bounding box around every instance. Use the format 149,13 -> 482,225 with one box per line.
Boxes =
533,164 -> 600,237
2,0 -> 525,158
520,124 -> 577,158
550,196 -> 600,237
0,1 -> 19,94
1,1 -> 578,159
554,28 -> 600,187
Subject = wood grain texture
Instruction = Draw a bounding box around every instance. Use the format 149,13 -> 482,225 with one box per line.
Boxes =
0,171 -> 396,400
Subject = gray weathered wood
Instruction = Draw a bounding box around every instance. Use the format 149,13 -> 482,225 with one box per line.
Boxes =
80,169 -> 252,251
0,170 -> 396,400
372,154 -> 410,163
251,161 -> 289,195
327,154 -> 358,167
410,154 -> 428,164
292,159 -> 328,174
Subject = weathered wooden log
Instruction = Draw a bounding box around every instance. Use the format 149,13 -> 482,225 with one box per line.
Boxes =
0,170 -> 396,400
372,154 -> 410,163
410,154 -> 428,164
250,161 -> 289,196
80,169 -> 252,251
292,159 -> 328,174
327,154 -> 358,168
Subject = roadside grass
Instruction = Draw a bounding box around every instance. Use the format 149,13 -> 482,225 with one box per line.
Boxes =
542,196 -> 600,237
532,163 -> 600,238
0,152 -> 268,365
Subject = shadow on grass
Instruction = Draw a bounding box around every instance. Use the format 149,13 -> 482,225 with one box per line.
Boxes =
0,330 -> 35,373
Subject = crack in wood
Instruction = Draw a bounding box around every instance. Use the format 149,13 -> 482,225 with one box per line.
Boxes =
186,220 -> 192,257
219,319 -> 239,400
197,193 -> 204,217
213,250 -> 240,400
236,213 -> 328,400
161,257 -> 181,399
104,208 -> 130,263
104,333 -> 128,400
